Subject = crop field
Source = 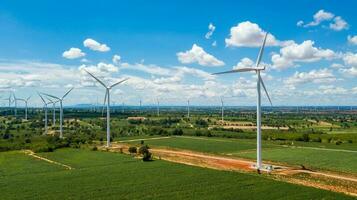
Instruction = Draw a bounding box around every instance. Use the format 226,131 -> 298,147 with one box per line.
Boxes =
123,136 -> 357,174
0,148 -> 354,200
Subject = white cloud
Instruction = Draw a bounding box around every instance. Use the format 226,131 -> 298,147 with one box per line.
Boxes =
296,20 -> 304,27
212,41 -> 217,47
330,63 -> 344,69
347,35 -> 357,45
271,40 -> 336,70
112,54 -> 121,64
83,38 -> 110,52
62,48 -> 85,59
284,68 -> 336,86
303,10 -> 335,27
225,21 -> 291,47
233,58 -> 254,69
342,52 -> 357,67
329,16 -> 348,31
205,23 -> 216,39
298,10 -> 348,31
177,44 -> 225,67
318,85 -> 348,95
339,67 -> 357,77
330,16 -> 349,31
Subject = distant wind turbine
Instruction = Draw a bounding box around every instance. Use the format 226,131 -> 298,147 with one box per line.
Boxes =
84,69 -> 129,147
220,97 -> 224,121
38,93 -> 49,135
187,99 -> 190,118
42,88 -> 74,138
212,33 -> 272,171
12,92 -> 18,118
17,96 -> 31,120
46,97 -> 57,126
156,98 -> 160,117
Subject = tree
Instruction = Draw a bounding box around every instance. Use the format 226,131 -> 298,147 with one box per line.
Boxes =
138,145 -> 152,161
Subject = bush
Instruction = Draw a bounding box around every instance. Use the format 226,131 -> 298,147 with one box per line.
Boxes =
138,145 -> 152,161
128,146 -> 137,154
91,146 -> 98,151
172,128 -> 183,136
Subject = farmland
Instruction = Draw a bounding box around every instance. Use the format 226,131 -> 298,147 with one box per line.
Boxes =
0,148 -> 354,200
0,107 -> 357,198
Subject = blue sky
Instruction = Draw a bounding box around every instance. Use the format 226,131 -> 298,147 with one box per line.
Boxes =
0,0 -> 356,106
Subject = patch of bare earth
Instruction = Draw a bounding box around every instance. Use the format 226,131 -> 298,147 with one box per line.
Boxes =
109,143 -> 357,197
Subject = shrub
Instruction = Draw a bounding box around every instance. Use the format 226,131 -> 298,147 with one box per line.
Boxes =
128,146 -> 137,154
172,128 -> 183,136
138,145 -> 152,161
91,146 -> 98,151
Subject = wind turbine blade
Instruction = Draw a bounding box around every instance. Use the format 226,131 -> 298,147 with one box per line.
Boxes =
84,69 -> 107,88
256,32 -> 268,67
109,78 -> 129,89
27,95 -> 32,101
102,90 -> 108,116
41,92 -> 61,100
212,68 -> 256,75
260,76 -> 273,106
62,87 -> 74,99
38,92 -> 46,104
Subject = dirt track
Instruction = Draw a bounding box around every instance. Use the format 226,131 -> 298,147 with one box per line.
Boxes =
23,150 -> 73,170
110,142 -> 357,197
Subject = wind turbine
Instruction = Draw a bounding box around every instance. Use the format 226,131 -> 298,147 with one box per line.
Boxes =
212,33 -> 272,171
12,92 -> 18,118
38,93 -> 49,135
156,98 -> 160,117
42,88 -> 74,138
17,96 -> 31,120
3,93 -> 13,116
187,99 -> 190,118
46,97 -> 57,126
220,97 -> 224,121
84,69 -> 129,147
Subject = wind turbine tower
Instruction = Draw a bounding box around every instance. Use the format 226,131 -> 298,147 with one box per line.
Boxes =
84,69 -> 129,147
42,88 -> 73,138
213,33 -> 272,171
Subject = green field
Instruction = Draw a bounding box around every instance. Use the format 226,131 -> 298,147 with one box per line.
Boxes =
123,136 -> 357,174
0,148 -> 354,200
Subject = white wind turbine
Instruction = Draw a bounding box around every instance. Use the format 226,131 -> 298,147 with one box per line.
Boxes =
156,98 -> 160,117
12,92 -> 19,118
212,33 -> 272,171
3,93 -> 13,116
46,97 -> 58,126
220,96 -> 224,121
187,99 -> 190,118
17,96 -> 31,120
42,88 -> 74,138
84,69 -> 129,147
38,93 -> 49,135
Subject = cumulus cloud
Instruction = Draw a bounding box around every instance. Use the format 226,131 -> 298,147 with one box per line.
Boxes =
284,68 -> 336,86
300,10 -> 334,27
298,10 -> 348,31
83,38 -> 110,52
339,67 -> 357,77
225,21 -> 292,47
233,58 -> 254,69
342,52 -> 357,67
112,54 -> 121,64
205,23 -> 216,39
347,35 -> 357,45
177,44 -> 225,67
62,48 -> 85,59
329,16 -> 348,31
271,40 -> 336,70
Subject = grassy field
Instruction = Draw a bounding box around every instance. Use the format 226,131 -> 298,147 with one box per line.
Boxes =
0,148 -> 354,200
123,136 -> 357,174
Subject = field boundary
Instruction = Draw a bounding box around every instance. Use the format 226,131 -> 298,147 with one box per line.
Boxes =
23,150 -> 74,170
